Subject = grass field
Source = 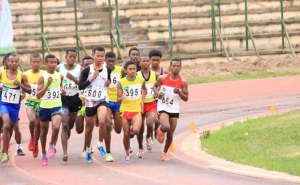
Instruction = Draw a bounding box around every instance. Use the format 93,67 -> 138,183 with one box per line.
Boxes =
201,111 -> 300,176
187,71 -> 300,84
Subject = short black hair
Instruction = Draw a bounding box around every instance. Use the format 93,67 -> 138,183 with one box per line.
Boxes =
124,60 -> 137,69
45,54 -> 56,63
3,53 -> 13,65
8,54 -> 18,59
30,53 -> 41,60
170,58 -> 181,66
92,46 -> 105,54
66,48 -> 77,55
149,49 -> 162,58
82,56 -> 94,63
129,47 -> 140,56
105,51 -> 116,59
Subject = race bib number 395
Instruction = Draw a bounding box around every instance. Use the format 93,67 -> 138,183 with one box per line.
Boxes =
2,87 -> 21,104
43,87 -> 60,101
124,84 -> 141,100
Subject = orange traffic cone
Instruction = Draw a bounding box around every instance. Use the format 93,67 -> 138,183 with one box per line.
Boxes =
270,103 -> 275,112
169,142 -> 176,152
190,121 -> 196,132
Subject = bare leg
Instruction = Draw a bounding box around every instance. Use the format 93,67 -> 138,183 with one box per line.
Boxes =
40,121 -> 49,155
163,119 -> 177,153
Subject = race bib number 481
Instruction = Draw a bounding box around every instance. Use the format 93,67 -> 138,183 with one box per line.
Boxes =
2,87 -> 21,104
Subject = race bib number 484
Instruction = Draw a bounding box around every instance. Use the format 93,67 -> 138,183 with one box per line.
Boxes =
2,87 -> 21,104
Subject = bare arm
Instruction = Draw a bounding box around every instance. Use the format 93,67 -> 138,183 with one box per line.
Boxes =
117,82 -> 124,103
36,76 -> 48,99
178,79 -> 188,102
152,75 -> 165,95
20,74 -> 32,94
141,81 -> 146,103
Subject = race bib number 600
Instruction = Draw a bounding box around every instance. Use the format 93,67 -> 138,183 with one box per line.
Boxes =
2,87 -> 21,104
84,85 -> 105,100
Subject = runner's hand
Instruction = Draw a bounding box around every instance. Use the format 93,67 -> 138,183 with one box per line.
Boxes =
61,89 -> 66,96
13,79 -> 21,86
47,77 -> 53,86
173,86 -> 180,94
121,92 -> 126,100
90,70 -> 99,82
153,91 -> 158,98
66,72 -> 75,81
158,92 -> 163,99
0,85 -> 2,92
105,80 -> 110,87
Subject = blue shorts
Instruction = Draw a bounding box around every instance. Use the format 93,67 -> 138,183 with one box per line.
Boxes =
39,107 -> 62,122
107,101 -> 121,112
0,104 -> 20,122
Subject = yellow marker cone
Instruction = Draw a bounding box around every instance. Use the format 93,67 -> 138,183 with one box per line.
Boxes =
169,142 -> 176,152
190,121 -> 196,132
270,103 -> 275,112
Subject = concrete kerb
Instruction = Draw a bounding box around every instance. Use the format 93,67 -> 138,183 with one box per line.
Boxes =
172,106 -> 300,184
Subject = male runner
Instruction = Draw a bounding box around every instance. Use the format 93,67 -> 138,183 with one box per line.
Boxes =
24,53 -> 44,158
122,47 -> 141,77
77,56 -> 94,158
117,61 -> 146,163
103,51 -> 122,162
57,48 -> 83,161
79,46 -> 110,163
0,54 -> 32,163
37,54 -> 64,166
149,49 -> 167,76
153,58 -> 189,161
137,56 -> 158,157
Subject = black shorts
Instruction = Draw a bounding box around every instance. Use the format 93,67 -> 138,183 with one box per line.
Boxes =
62,94 -> 82,113
85,101 -> 108,117
159,111 -> 179,119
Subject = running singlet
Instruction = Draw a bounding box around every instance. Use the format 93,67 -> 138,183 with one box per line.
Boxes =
119,76 -> 145,112
157,73 -> 183,113
40,72 -> 62,108
24,70 -> 44,102
82,65 -> 109,108
59,63 -> 81,96
1,70 -> 22,106
137,70 -> 156,103
107,66 -> 122,102
153,67 -> 164,76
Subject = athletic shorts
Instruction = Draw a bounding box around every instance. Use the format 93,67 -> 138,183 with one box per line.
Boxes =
143,102 -> 157,114
159,111 -> 179,119
120,111 -> 141,121
85,101 -> 108,117
25,99 -> 40,116
77,106 -> 86,116
62,94 -> 82,113
1,104 -> 20,122
107,101 -> 121,113
39,107 -> 62,122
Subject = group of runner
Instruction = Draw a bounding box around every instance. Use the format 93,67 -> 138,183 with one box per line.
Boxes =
0,46 -> 189,166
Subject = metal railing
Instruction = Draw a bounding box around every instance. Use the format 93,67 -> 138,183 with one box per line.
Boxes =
215,22 -> 230,62
281,20 -> 296,57
109,29 -> 125,63
245,22 -> 259,57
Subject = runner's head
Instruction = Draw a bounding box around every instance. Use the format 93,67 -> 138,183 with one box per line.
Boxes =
82,56 -> 94,67
140,56 -> 150,70
124,61 -> 137,77
91,46 -> 105,65
45,54 -> 57,71
30,53 -> 42,71
129,47 -> 140,64
149,49 -> 162,68
7,54 -> 19,71
3,53 -> 13,69
65,48 -> 77,65
105,51 -> 116,69
169,58 -> 182,75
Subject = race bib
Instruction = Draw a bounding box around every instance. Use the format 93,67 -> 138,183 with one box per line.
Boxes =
109,73 -> 120,88
43,87 -> 60,101
161,94 -> 176,107
84,85 -> 106,100
2,87 -> 21,104
29,84 -> 38,99
124,84 -> 141,100
63,78 -> 78,92
146,84 -> 154,98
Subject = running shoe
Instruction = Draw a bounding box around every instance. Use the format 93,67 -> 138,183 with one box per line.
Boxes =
17,149 -> 25,156
28,137 -> 35,151
86,152 -> 92,163
97,146 -> 107,158
161,152 -> 170,161
81,150 -> 86,158
62,154 -> 68,162
136,149 -> 144,159
146,137 -> 154,151
157,128 -> 165,144
106,153 -> 114,162
33,145 -> 39,158
124,156 -> 132,163
48,145 -> 55,158
1,153 -> 9,163
41,155 -> 48,166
